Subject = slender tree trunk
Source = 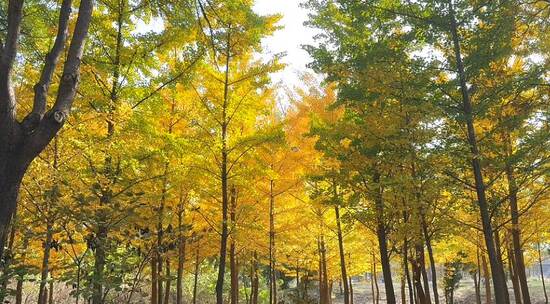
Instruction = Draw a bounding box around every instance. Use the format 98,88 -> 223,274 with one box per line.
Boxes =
92,225 -> 107,304
230,187 -> 239,304
422,218 -> 439,304
401,270 -> 407,304
473,271 -> 482,304
507,240 -> 522,304
448,3 -> 509,303
251,252 -> 259,304
373,252 -> 379,304
176,204 -> 186,304
538,242 -> 548,304
151,255 -> 158,304
503,137 -> 531,304
163,258 -> 170,304
269,178 -> 277,304
370,265 -> 376,304
404,239 -> 414,304
482,253 -> 493,304
335,205 -> 350,304
420,244 -> 432,304
475,247 -> 482,304
413,244 -> 429,304
38,223 -> 54,304
48,278 -> 54,304
349,276 -> 354,304
193,243 -> 200,304
321,236 -> 330,304
373,171 -> 396,304
15,235 -> 29,304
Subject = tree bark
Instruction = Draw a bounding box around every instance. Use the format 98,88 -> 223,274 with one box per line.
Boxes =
215,29 -> 232,304
538,242 -> 548,304
422,218 -> 439,304
38,223 -> 54,304
482,253 -> 493,304
507,242 -> 522,304
0,0 -> 93,260
151,255 -> 158,304
503,134 -> 531,304
164,259 -> 170,304
447,3 -> 509,303
193,243 -> 200,304
373,171 -> 396,304
230,186 -> 239,304
176,201 -> 186,304
92,225 -> 107,304
335,205 -> 350,304
251,252 -> 259,304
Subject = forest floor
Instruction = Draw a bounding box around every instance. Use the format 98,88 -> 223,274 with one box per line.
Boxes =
329,278 -> 549,304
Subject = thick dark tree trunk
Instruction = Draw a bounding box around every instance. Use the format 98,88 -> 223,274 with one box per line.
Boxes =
0,0 -> 93,262
448,3 -> 509,303
335,205 -> 350,304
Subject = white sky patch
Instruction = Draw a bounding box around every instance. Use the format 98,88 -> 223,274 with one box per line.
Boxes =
253,0 -> 318,89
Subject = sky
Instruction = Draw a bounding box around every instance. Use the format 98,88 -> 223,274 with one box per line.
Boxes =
252,0 -> 318,89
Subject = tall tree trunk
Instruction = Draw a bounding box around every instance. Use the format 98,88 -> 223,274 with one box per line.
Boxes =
412,243 -> 429,304
373,171 -> 396,304
269,178 -> 277,304
507,243 -> 522,304
370,266 -> 376,304
230,186 -> 239,304
151,255 -> 158,304
448,3 -> 509,303
473,271 -> 482,304
475,247 -> 482,304
420,244 -> 432,304
482,253 -> 493,304
401,270 -> 407,304
335,205 -> 350,304
320,236 -> 330,304
92,225 -> 107,304
251,252 -> 259,304
538,242 -> 548,304
38,223 -> 54,304
503,135 -> 531,304
0,212 -> 17,302
48,278 -> 54,304
176,209 -> 186,304
193,241 -> 201,304
216,29 -> 232,304
164,259 -> 170,304
349,276 -> 354,304
373,252 -> 379,304
15,235 -> 29,304
422,218 -> 439,304
404,238 -> 414,304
